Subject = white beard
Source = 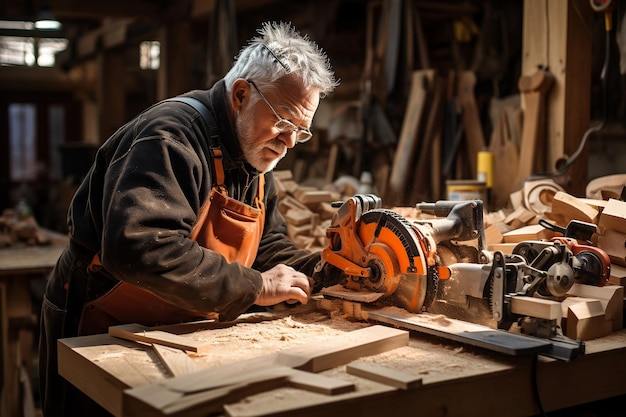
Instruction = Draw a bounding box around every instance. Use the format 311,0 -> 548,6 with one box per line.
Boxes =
236,109 -> 287,173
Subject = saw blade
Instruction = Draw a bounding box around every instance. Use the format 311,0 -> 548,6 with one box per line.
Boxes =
356,210 -> 436,313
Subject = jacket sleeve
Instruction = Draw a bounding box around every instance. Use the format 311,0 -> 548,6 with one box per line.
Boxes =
252,173 -> 321,276
98,111 -> 263,322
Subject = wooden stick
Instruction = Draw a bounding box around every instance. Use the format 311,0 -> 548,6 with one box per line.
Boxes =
109,323 -> 211,354
346,362 -> 422,390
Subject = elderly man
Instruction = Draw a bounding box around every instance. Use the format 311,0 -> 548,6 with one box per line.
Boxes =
39,21 -> 339,416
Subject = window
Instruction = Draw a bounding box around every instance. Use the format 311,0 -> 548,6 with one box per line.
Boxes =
9,103 -> 37,181
0,20 -> 67,67
139,41 -> 160,70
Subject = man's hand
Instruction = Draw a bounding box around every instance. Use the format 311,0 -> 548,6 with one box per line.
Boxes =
255,264 -> 311,306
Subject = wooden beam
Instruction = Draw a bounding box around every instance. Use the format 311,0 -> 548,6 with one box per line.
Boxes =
522,0 -> 593,196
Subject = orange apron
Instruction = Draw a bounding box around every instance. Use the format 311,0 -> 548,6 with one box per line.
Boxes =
78,147 -> 266,335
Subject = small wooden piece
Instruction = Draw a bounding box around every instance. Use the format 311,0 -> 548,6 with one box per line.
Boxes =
597,230 -> 626,267
152,344 -> 200,377
598,198 -> 626,235
567,284 -> 624,331
109,324 -> 211,354
549,191 -> 599,226
564,299 -> 612,341
609,263 -> 626,287
346,362 -> 422,390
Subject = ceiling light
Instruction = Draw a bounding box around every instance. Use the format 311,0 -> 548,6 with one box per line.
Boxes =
34,8 -> 62,31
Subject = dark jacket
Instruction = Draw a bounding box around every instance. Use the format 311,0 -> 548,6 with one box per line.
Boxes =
57,79 -> 320,322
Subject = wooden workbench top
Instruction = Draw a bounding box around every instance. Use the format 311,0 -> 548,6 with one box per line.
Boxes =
0,228 -> 67,274
57,305 -> 626,417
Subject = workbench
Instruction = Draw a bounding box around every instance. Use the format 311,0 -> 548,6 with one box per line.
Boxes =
57,305 -> 626,417
0,230 -> 68,417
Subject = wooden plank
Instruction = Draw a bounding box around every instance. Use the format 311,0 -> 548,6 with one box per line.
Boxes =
124,367 -> 291,417
152,344 -> 200,377
346,362 -> 422,390
109,324 -> 211,354
457,71 -> 486,178
320,284 -> 385,303
387,69 -> 434,205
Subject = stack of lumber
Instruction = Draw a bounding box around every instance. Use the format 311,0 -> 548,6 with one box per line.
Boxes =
0,208 -> 50,247
274,170 -> 342,252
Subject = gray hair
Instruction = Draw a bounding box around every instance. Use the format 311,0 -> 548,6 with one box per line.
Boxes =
224,22 -> 339,98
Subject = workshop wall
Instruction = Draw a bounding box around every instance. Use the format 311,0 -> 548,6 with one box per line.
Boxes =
0,0 -> 624,233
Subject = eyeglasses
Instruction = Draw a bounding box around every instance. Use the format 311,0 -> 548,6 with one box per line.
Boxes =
248,80 -> 313,143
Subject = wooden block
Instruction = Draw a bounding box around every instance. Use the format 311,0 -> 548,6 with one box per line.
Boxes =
509,296 -> 562,321
346,362 -> 423,390
485,224 -> 504,245
284,208 -> 314,226
487,243 -> 517,254
502,224 -> 554,243
609,264 -> 626,287
109,323 -> 211,354
567,284 -> 623,331
597,230 -> 626,267
504,206 -> 536,229
281,180 -> 300,196
294,189 -> 335,206
549,191 -> 599,226
287,223 -> 312,240
565,299 -> 612,341
598,198 -> 626,235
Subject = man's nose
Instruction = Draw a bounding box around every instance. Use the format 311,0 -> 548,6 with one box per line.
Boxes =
278,130 -> 297,148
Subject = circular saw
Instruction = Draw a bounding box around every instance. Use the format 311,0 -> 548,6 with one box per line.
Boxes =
320,194 -> 440,312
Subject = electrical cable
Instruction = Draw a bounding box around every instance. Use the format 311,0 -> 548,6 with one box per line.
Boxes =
531,354 -> 548,417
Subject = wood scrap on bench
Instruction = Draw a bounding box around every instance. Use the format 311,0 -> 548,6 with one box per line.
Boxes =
109,323 -> 211,354
346,362 -> 423,390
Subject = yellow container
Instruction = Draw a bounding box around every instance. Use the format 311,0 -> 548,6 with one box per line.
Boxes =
446,180 -> 486,202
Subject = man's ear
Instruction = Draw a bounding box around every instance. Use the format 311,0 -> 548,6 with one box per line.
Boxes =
231,79 -> 250,113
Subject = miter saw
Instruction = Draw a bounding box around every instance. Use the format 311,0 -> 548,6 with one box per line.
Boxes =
318,194 -> 611,341
318,195 -> 489,313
